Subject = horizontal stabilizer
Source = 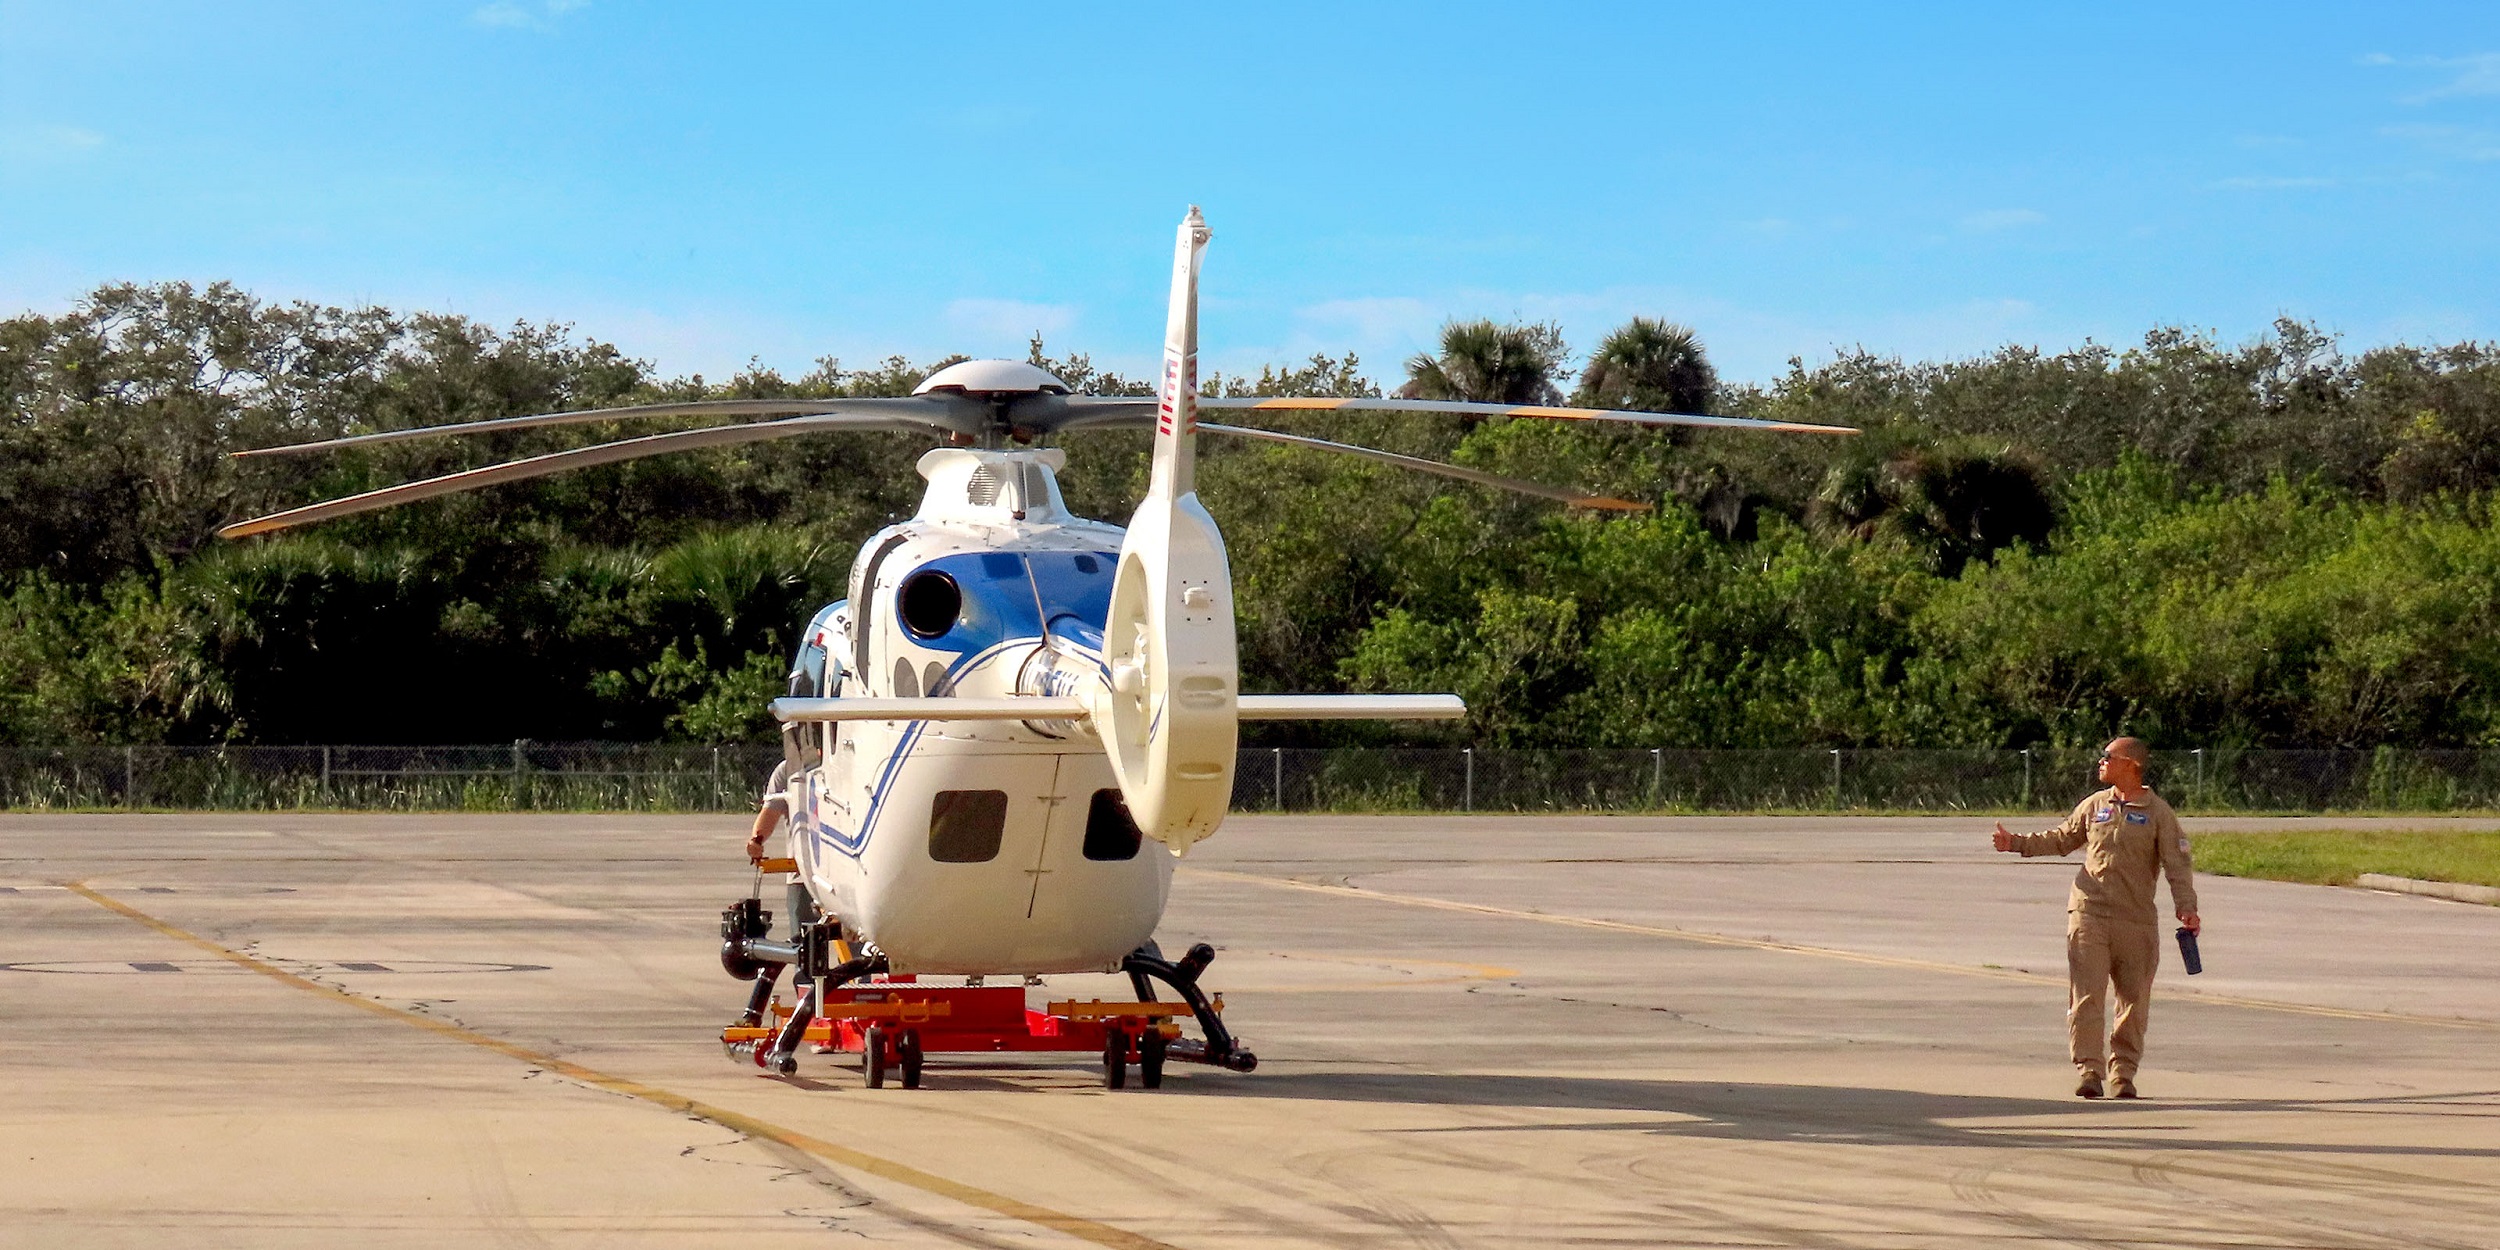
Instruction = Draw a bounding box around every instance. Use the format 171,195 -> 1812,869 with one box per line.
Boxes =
1237,694 -> 1466,720
770,697 -> 1087,723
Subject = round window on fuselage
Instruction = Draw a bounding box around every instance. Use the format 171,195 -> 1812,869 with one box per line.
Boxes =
898,569 -> 961,639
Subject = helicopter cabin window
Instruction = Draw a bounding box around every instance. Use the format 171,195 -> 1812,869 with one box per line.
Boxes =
928,790 -> 1008,863
1083,789 -> 1142,861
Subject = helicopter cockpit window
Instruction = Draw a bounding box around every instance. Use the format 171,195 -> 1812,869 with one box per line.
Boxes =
928,790 -> 1008,863
898,569 -> 961,638
1083,789 -> 1142,861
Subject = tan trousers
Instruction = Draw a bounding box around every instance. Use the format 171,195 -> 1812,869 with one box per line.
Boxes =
2067,915 -> 2160,1079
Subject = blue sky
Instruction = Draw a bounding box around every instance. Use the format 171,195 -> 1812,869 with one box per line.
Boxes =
3,3 -> 2496,387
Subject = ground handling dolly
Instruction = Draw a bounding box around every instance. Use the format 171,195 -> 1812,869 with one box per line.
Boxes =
719,872 -> 1254,1088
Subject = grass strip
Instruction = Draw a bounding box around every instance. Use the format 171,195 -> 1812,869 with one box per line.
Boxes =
2194,829 -> 2500,889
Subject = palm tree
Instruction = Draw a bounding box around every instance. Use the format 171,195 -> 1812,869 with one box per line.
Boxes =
1398,320 -> 1569,405
1572,317 -> 1717,414
1808,438 -> 2054,574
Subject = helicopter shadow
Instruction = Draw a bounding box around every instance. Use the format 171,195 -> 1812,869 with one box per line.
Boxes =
1188,1071 -> 2500,1160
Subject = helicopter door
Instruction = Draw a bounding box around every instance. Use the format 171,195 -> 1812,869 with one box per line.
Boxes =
819,728 -> 857,821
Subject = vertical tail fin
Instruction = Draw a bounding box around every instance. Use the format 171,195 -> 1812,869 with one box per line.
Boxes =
1099,207 -> 1238,853
1149,206 -> 1212,500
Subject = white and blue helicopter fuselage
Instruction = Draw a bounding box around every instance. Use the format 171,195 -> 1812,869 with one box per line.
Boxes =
787,446 -> 1170,975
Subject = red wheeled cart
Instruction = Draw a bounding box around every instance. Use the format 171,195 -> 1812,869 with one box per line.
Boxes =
722,982 -> 1226,1089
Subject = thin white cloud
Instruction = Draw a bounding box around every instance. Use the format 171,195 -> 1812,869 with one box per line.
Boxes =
944,297 -> 1076,347
1292,295 -> 1436,345
2364,51 -> 2500,103
2380,123 -> 2500,162
1198,296 -> 1440,382
471,0 -> 587,31
1959,208 -> 2047,232
0,125 -> 106,160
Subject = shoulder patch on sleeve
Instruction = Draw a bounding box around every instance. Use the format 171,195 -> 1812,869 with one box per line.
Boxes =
2178,836 -> 2191,852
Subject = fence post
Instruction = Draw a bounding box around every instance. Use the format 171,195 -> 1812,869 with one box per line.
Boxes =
124,745 -> 136,810
1272,747 -> 1283,812
1651,748 -> 1663,808
511,739 -> 527,811
2193,748 -> 2205,808
1462,748 -> 1474,814
1829,748 -> 1842,811
320,746 -> 332,806
2021,747 -> 2033,809
711,746 -> 722,811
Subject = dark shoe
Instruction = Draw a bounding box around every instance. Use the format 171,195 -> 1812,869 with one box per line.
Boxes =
2075,1074 -> 2104,1099
2110,1076 -> 2139,1099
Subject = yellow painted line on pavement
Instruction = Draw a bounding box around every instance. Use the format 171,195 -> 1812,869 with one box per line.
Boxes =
1185,869 -> 2498,1033
63,882 -> 1184,1250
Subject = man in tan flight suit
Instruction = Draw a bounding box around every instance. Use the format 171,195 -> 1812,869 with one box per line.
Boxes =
1993,737 -> 2201,1099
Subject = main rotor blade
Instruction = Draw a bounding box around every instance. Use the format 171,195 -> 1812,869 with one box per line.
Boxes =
231,396 -> 969,458
1038,395 -> 1158,432
220,412 -> 905,539
1050,395 -> 1855,437
1202,396 -> 1857,436
1197,422 -> 1650,512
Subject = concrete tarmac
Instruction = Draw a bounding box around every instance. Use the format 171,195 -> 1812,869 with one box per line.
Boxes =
3,812 -> 2495,1248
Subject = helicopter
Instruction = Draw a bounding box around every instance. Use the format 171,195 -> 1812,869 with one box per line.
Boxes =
222,207 -> 1856,1084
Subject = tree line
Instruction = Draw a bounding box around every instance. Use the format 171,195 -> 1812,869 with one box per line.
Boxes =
4,281 -> 2496,749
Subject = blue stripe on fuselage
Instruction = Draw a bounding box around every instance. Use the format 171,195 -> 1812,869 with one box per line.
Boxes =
809,632 -> 1099,860
806,549 -> 1116,861
900,550 -> 1117,662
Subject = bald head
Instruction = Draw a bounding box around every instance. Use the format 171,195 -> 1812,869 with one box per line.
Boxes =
2099,737 -> 2149,794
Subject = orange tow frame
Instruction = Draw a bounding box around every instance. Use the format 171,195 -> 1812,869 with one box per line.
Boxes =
722,983 -> 1201,1076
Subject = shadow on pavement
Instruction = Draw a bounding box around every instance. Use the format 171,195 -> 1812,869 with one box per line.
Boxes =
1193,1072 -> 2500,1158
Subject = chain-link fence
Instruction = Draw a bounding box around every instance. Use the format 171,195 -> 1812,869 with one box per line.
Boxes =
5,743 -> 2499,813
0,743 -> 786,812
1225,746 -> 2500,813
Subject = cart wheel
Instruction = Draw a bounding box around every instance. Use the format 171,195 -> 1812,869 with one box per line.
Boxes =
898,1029 -> 924,1090
1101,1035 -> 1127,1090
1139,1030 -> 1166,1090
863,1025 -> 887,1089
